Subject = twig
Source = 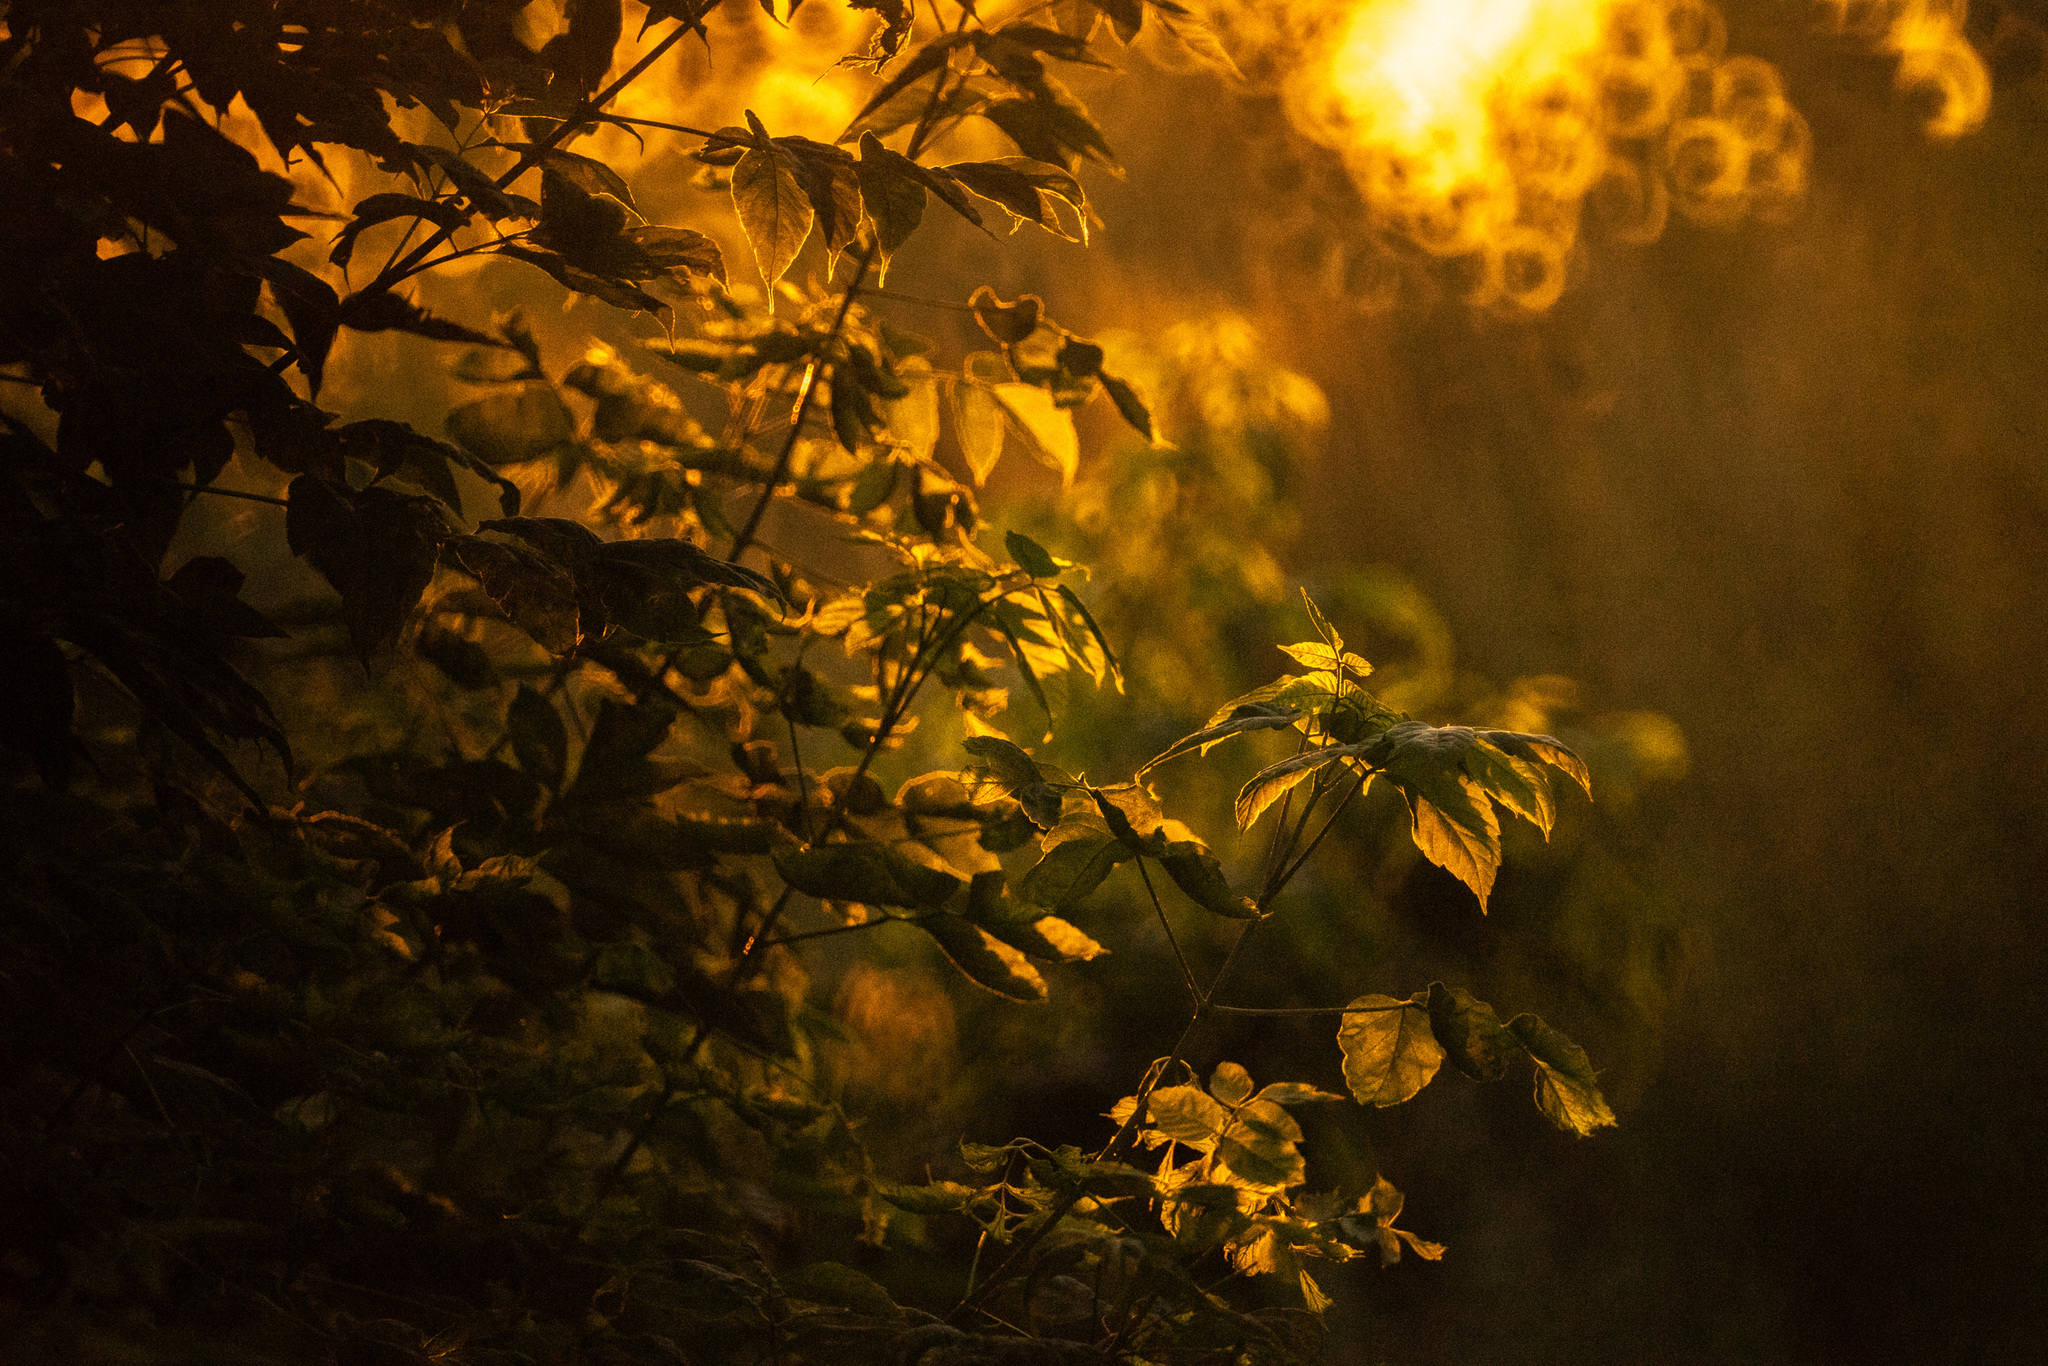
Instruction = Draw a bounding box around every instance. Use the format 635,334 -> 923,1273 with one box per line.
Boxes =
1134,855 -> 1201,1007
1210,1001 -> 1414,1017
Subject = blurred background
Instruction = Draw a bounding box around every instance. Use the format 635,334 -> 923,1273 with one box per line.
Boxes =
273,0 -> 2048,1359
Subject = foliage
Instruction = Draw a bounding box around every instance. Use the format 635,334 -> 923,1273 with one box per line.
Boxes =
1,3 -> 1620,1362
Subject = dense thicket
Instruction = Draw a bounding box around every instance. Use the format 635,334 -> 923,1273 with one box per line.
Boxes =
0,5 -> 1637,1362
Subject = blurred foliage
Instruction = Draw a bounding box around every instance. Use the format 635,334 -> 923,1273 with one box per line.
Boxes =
1,3 -> 1684,1363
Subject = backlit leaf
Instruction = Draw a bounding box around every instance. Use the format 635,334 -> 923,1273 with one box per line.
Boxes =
731,138 -> 814,289
1337,996 -> 1443,1107
993,383 -> 1079,486
1507,1013 -> 1617,1136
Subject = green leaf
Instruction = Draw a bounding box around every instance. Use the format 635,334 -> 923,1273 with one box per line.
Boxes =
1209,1062 -> 1255,1106
446,383 -> 577,466
853,133 -> 926,283
329,192 -> 471,270
1425,982 -> 1520,1083
1359,721 -> 1590,910
626,225 -> 726,281
1235,744 -> 1363,831
1098,371 -> 1155,441
284,479 -> 446,659
915,914 -> 1047,1002
444,535 -> 582,655
1507,1013 -> 1618,1136
1337,996 -> 1444,1107
1215,1098 -> 1305,1191
952,378 -> 1007,485
779,1262 -> 903,1320
731,133 -> 814,290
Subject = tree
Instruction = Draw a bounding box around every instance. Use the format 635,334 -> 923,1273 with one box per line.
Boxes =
0,4 -> 1619,1361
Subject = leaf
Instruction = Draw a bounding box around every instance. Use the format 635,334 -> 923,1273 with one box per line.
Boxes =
446,383 -> 577,466
1235,744 -> 1364,831
773,841 -> 961,908
1147,1084 -> 1228,1144
1159,846 -> 1259,918
627,225 -> 726,281
1215,1098 -> 1305,1191
993,384 -> 1079,486
731,134 -> 814,289
1254,1082 -> 1348,1107
1140,701 -> 1303,773
507,684 -> 569,790
1337,996 -> 1444,1107
1425,983 -> 1520,1083
915,914 -> 1047,1002
1005,530 -> 1066,578
1098,371 -> 1155,440
338,291 -> 503,347
329,193 -> 472,270
1360,721 -> 1590,910
970,287 -> 1042,344
1209,1062 -> 1255,1106
852,133 -> 927,282
284,479 -> 446,659
1507,1013 -> 1617,1136
952,380 -> 1007,485
1016,829 -> 1128,911
444,535 -> 582,655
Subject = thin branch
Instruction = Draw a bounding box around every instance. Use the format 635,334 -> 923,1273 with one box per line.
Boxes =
862,287 -> 976,313
1269,769 -> 1368,902
152,480 -> 289,507
757,916 -> 906,950
1210,1001 -> 1414,1017
1134,855 -> 1200,1007
370,18 -> 699,293
725,242 -> 879,561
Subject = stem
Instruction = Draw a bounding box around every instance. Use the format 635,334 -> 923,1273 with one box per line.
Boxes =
1134,856 -> 1200,1008
757,917 -> 906,950
725,243 -> 878,562
1267,769 -> 1368,903
1210,1001 -> 1414,1017
153,480 -> 289,507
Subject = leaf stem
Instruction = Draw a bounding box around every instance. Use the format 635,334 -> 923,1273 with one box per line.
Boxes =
1210,1001 -> 1412,1017
1134,855 -> 1201,1007
152,479 -> 289,507
724,261 -> 869,562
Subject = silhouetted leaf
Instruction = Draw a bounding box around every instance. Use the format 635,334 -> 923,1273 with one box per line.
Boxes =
507,685 -> 569,789
1425,983 -> 1519,1082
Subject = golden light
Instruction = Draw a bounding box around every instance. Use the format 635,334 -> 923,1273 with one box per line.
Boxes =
1210,0 -> 1991,311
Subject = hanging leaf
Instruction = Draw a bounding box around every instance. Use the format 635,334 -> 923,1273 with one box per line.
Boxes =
1337,995 -> 1444,1107
915,914 -> 1048,1002
732,117 -> 815,289
1425,983 -> 1520,1082
993,383 -> 1079,486
1507,1013 -> 1618,1136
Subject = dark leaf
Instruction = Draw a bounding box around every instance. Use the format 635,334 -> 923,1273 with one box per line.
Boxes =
1425,983 -> 1520,1083
915,913 -> 1048,1002
330,193 -> 473,270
